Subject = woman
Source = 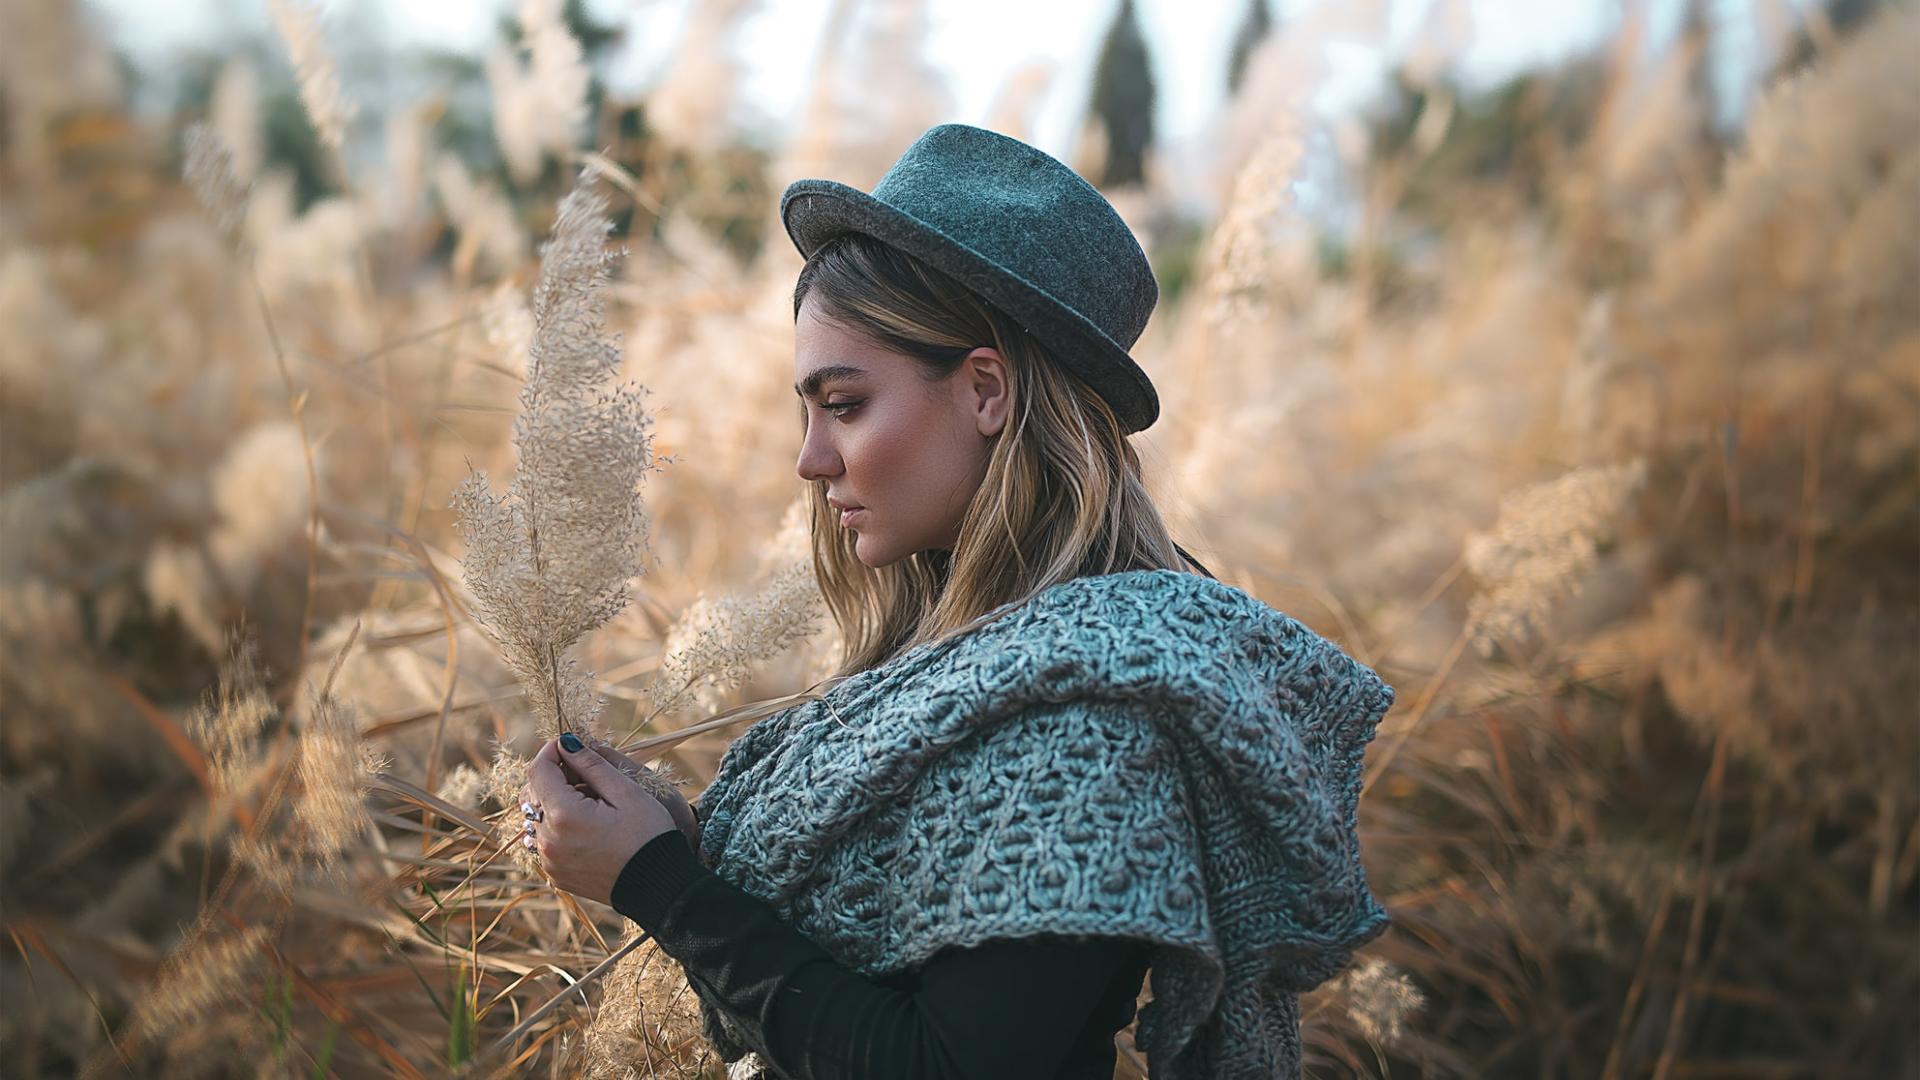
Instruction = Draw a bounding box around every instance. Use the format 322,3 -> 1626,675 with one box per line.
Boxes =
521,124 -> 1396,1080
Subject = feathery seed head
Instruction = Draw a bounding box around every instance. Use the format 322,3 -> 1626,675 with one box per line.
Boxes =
487,0 -> 590,185
129,926 -> 271,1042
434,763 -> 486,810
185,633 -> 277,795
182,123 -> 252,247
1336,955 -> 1425,1047
266,0 -> 355,151
293,689 -> 369,874
454,181 -> 659,738
1464,458 -> 1648,656
647,560 -> 823,718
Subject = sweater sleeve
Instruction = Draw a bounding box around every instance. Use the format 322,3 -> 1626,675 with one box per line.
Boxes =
610,830 -> 1146,1080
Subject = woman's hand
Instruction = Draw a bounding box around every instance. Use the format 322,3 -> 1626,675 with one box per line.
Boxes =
520,734 -> 678,906
582,736 -> 702,854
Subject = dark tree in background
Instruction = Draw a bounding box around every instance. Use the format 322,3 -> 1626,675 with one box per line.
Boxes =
1771,0 -> 1887,77
1227,0 -> 1273,97
1087,0 -> 1156,189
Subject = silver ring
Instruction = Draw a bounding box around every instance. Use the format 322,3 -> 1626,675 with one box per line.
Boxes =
522,833 -> 537,851
521,802 -> 543,823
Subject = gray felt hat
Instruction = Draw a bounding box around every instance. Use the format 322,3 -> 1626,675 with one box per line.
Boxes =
780,123 -> 1162,434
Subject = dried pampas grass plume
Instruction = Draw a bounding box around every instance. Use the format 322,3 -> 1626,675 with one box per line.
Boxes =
292,620 -> 373,874
433,153 -> 527,281
1463,458 -> 1649,656
454,181 -> 660,740
641,0 -> 754,157
142,542 -> 225,658
645,560 -> 823,719
434,762 -> 486,810
579,934 -> 721,1078
267,0 -> 355,151
137,420 -> 313,658
208,420 -> 310,594
484,741 -> 530,814
209,58 -> 261,182
127,925 -> 271,1043
1199,119 -> 1308,332
185,633 -> 276,795
1332,955 -> 1425,1048
487,0 -> 590,185
183,123 -> 252,247
485,741 -> 543,874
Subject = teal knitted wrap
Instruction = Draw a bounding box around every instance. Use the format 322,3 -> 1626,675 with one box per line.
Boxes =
690,569 -> 1396,1078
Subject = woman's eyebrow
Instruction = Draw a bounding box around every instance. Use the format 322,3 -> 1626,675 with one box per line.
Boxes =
794,364 -> 868,399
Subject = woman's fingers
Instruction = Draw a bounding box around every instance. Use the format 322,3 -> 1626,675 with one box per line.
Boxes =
546,732 -> 636,803
580,740 -> 698,850
525,736 -> 671,864
528,742 -> 590,810
587,739 -> 643,781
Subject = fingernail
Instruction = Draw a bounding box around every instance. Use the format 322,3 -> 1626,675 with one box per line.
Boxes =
559,732 -> 584,753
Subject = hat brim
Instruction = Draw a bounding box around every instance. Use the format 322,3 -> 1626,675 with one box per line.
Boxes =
781,179 -> 1160,434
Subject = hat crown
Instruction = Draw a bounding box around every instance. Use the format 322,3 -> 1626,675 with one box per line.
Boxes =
868,125 -> 1157,351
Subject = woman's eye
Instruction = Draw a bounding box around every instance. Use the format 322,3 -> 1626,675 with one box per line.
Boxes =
822,400 -> 862,419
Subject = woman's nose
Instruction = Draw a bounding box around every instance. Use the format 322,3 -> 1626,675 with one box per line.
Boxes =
795,417 -> 841,482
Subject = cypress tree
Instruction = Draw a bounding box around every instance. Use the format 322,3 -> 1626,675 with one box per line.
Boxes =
1087,0 -> 1157,189
1227,0 -> 1272,98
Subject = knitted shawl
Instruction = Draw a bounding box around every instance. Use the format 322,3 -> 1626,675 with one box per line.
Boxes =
689,569 -> 1396,1078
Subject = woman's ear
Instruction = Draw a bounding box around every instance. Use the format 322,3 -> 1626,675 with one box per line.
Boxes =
963,347 -> 1009,437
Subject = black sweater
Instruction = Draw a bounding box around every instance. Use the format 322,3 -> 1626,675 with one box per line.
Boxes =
611,830 -> 1152,1079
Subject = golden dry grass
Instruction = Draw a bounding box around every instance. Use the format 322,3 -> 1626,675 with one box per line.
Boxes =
1,0 -> 1914,1077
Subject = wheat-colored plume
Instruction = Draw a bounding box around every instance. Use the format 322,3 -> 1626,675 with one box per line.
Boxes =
1463,459 -> 1649,656
127,925 -> 270,1043
182,123 -> 251,247
1334,955 -> 1425,1048
293,682 -> 371,874
486,0 -> 590,185
580,934 -> 721,1078
646,560 -> 823,718
184,634 -> 277,795
454,182 -> 659,740
266,0 -> 355,151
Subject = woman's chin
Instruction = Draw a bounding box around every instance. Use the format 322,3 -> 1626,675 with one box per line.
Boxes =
853,533 -> 903,569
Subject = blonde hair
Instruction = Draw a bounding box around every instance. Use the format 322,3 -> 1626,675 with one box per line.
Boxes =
793,232 -> 1209,678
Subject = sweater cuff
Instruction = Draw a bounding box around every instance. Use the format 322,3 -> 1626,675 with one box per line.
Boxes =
610,830 -> 708,930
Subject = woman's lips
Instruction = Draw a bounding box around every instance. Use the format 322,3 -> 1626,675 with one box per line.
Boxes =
840,507 -> 863,527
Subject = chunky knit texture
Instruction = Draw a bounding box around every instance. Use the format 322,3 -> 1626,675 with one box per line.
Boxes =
691,569 -> 1396,1079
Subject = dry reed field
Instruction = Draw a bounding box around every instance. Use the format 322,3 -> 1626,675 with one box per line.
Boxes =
1,0 -> 1916,1076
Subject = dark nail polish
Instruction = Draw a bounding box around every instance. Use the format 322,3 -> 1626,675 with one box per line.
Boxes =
560,732 -> 584,753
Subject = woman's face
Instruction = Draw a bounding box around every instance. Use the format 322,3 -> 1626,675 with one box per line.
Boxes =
792,292 -> 1009,568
